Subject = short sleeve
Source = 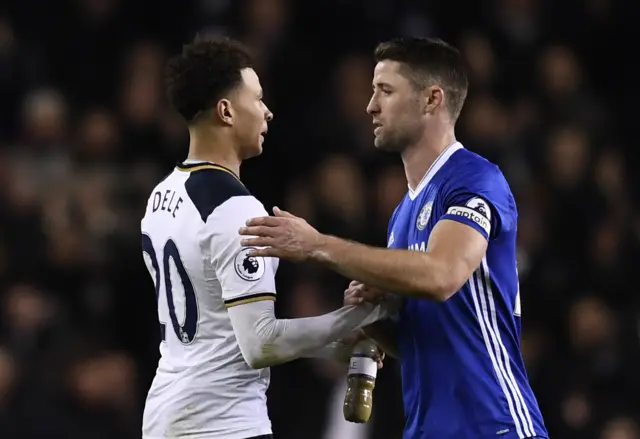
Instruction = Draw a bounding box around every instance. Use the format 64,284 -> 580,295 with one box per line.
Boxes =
440,163 -> 515,241
208,196 -> 278,308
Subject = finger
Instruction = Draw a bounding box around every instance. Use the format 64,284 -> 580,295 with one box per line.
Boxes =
344,288 -> 362,298
345,290 -> 365,300
343,292 -> 364,305
349,280 -> 362,288
344,296 -> 364,305
245,216 -> 282,227
345,284 -> 365,294
238,226 -> 276,237
273,206 -> 297,218
246,247 -> 278,258
240,237 -> 275,248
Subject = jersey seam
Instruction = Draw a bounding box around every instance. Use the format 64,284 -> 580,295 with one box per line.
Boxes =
224,292 -> 277,308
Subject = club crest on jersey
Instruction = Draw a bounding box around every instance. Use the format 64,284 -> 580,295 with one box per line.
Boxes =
416,201 -> 433,231
234,247 -> 265,281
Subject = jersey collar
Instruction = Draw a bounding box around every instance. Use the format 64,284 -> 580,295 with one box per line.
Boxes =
176,160 -> 241,181
408,141 -> 463,201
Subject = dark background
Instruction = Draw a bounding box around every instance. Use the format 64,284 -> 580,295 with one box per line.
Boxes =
1,0 -> 640,438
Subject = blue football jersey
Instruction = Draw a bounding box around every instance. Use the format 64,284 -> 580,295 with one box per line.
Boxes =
388,142 -> 548,439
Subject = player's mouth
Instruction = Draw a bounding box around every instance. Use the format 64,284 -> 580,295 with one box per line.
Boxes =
373,122 -> 383,136
260,128 -> 268,139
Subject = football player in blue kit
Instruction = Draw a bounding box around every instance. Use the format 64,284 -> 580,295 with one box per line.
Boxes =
239,37 -> 549,439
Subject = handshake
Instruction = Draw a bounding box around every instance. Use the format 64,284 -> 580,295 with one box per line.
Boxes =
340,281 -> 394,423
337,280 -> 392,370
345,280 -> 402,320
344,280 -> 386,306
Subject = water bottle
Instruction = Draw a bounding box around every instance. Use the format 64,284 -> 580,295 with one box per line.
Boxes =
343,339 -> 378,423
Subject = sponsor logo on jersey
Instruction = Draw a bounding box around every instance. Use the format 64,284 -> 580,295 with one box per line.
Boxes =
234,247 -> 265,281
446,205 -> 491,235
408,241 -> 426,252
416,201 -> 433,231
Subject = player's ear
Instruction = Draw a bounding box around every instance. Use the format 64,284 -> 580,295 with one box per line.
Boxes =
216,99 -> 234,126
424,86 -> 444,115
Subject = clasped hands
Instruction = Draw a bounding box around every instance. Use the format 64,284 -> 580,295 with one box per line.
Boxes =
344,280 -> 386,306
340,280 -> 387,369
238,208 -> 386,368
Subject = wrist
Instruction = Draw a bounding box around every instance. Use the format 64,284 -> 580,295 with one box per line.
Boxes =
309,232 -> 332,262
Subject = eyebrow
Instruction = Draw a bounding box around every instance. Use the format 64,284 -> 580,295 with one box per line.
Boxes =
373,82 -> 393,89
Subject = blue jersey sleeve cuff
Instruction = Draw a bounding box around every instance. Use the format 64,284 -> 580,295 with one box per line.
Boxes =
441,206 -> 491,240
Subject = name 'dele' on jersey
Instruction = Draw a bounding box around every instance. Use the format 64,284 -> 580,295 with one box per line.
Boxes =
152,189 -> 184,218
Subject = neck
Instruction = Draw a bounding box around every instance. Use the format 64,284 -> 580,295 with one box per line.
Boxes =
186,124 -> 241,177
401,124 -> 456,191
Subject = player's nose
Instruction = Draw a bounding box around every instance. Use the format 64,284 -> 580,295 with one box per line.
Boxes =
262,101 -> 273,121
366,96 -> 379,115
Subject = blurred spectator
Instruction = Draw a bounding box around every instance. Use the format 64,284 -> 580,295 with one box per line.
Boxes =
1,0 -> 638,438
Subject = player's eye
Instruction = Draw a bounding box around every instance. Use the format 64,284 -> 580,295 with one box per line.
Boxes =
372,87 -> 390,97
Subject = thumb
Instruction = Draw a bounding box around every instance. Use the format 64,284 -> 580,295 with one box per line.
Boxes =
273,206 -> 296,218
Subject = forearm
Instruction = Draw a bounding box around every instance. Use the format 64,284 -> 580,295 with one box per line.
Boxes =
311,235 -> 453,300
362,320 -> 400,359
302,341 -> 352,363
227,300 -> 389,369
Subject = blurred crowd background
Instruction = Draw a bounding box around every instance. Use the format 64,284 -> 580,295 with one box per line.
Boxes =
1,0 -> 640,438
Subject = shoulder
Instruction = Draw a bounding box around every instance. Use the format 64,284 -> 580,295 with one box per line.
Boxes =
183,167 -> 253,223
440,147 -> 517,236
444,147 -> 511,197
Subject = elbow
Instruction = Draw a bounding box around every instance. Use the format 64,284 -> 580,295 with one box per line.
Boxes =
419,266 -> 465,303
241,348 -> 260,369
242,347 -> 270,369
425,281 -> 456,302
232,309 -> 282,369
241,342 -> 281,369
430,282 -> 459,302
245,355 -> 269,370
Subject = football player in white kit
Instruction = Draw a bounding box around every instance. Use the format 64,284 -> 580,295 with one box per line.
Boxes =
140,37 -> 390,439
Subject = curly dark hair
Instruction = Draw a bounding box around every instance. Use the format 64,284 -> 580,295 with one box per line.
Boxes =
165,36 -> 254,123
374,37 -> 469,122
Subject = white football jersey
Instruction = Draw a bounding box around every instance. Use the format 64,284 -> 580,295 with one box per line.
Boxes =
140,161 -> 279,439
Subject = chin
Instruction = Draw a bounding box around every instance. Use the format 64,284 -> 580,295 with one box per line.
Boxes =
374,137 -> 393,152
243,145 -> 263,160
